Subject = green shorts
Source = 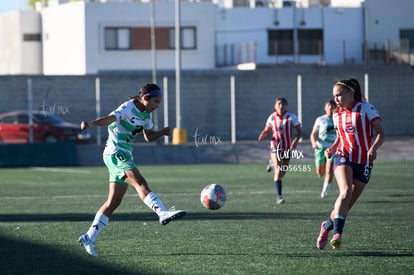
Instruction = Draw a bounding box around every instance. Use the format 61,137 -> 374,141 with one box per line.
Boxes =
314,146 -> 333,167
103,152 -> 136,184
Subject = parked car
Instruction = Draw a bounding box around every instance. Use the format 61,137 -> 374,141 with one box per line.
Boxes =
0,110 -> 91,144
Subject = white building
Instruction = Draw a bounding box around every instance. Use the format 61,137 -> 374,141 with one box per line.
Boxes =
0,0 -> 412,75
0,10 -> 42,74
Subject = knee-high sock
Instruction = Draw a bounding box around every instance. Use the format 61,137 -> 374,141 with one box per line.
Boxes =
86,211 -> 109,242
144,192 -> 168,216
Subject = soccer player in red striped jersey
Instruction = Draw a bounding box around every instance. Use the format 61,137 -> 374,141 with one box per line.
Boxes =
258,97 -> 302,204
316,78 -> 385,250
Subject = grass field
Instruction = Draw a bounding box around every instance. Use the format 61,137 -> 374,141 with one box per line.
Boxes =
0,161 -> 413,274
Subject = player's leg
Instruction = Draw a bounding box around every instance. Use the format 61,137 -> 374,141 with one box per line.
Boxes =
271,152 -> 283,203
314,147 -> 326,177
315,147 -> 332,198
100,182 -> 128,217
348,179 -> 366,211
124,167 -> 186,225
272,153 -> 289,204
78,182 -> 128,256
321,157 -> 334,198
329,163 -> 353,249
79,153 -> 131,256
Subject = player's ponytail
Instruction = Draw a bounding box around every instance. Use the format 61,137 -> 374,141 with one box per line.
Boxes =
347,78 -> 363,102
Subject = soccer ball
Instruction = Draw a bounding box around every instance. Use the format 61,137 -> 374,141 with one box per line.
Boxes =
200,183 -> 227,210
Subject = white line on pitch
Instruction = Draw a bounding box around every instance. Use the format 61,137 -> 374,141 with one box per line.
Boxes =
30,167 -> 91,174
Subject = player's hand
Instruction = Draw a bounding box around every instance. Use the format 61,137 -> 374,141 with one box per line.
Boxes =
325,147 -> 333,158
368,148 -> 377,161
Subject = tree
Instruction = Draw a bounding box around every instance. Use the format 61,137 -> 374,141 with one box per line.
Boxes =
27,0 -> 49,10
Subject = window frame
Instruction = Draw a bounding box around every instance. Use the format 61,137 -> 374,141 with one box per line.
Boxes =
104,27 -> 132,51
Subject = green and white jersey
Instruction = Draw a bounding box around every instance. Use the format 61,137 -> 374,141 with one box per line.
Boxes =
312,114 -> 336,148
103,99 -> 153,157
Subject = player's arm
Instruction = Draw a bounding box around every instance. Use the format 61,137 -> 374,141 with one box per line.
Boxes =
368,119 -> 385,161
143,127 -> 171,142
325,133 -> 339,158
258,125 -> 272,141
81,115 -> 116,130
290,125 -> 302,149
310,128 -> 319,150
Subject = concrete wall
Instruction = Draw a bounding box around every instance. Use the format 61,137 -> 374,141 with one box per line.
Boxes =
0,65 -> 413,145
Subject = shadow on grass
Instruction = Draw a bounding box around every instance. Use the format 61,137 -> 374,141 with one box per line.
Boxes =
0,235 -> 143,275
0,211 -> 323,223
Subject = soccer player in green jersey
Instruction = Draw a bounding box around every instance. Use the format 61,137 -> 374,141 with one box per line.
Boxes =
310,100 -> 337,198
78,83 -> 186,256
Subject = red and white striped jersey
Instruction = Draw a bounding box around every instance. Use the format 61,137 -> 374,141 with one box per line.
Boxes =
266,111 -> 301,151
333,101 -> 381,165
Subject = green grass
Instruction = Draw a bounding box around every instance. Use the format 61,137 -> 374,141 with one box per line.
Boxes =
0,161 -> 413,274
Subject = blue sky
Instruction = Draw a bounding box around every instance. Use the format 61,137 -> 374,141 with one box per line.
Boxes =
0,0 -> 28,13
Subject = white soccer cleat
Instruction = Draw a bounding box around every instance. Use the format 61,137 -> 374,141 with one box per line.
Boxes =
276,197 -> 285,204
321,191 -> 328,198
159,207 -> 186,225
78,234 -> 98,257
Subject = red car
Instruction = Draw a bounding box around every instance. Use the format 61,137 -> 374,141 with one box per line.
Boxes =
0,110 -> 91,144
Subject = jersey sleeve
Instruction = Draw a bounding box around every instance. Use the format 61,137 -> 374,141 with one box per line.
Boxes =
265,114 -> 274,127
312,116 -> 321,131
112,101 -> 129,121
291,113 -> 301,127
365,103 -> 381,122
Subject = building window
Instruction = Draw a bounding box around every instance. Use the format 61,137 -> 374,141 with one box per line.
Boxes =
23,33 -> 41,42
268,29 -> 323,55
104,27 -> 131,50
268,30 -> 293,55
298,29 -> 323,55
168,27 -> 197,49
105,26 -> 196,51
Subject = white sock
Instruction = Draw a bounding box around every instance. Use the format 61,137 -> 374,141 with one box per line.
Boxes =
144,192 -> 168,216
323,182 -> 331,193
86,212 -> 109,242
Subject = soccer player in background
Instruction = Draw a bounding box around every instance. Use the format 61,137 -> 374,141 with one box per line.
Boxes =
258,97 -> 302,204
78,83 -> 186,256
316,78 -> 385,250
310,100 -> 337,198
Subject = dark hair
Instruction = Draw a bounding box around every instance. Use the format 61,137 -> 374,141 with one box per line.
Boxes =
138,83 -> 161,98
325,99 -> 336,108
335,78 -> 364,102
129,83 -> 161,100
275,97 -> 288,105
